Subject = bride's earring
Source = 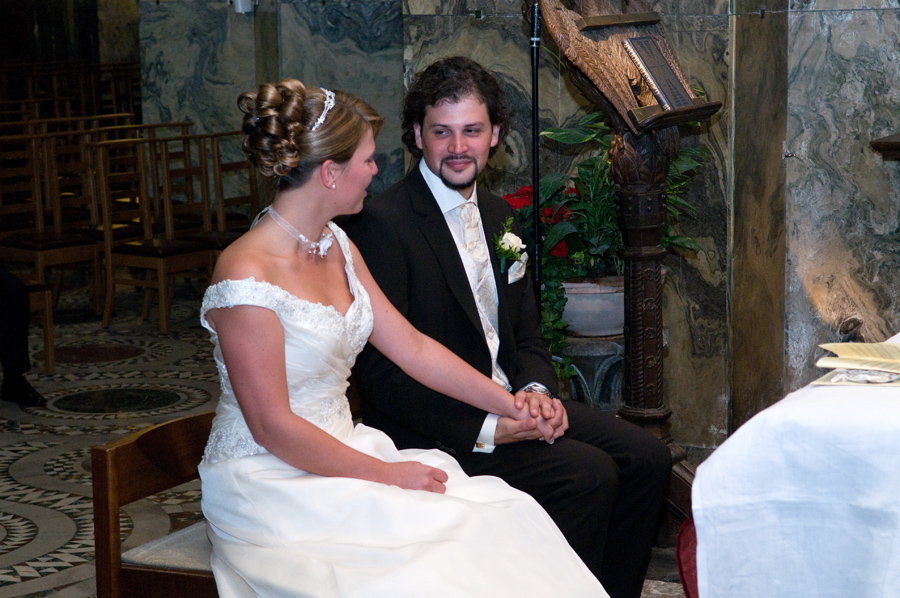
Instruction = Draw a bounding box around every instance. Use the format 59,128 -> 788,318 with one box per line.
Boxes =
331,183 -> 336,189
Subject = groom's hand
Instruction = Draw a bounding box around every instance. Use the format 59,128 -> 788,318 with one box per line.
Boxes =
496,397 -> 568,445
514,392 -> 568,441
494,416 -> 544,444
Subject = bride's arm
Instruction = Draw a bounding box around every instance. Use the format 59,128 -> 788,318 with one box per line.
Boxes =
207,304 -> 449,493
350,242 -> 558,440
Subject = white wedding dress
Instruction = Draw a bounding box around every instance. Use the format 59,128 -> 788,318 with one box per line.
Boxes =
198,223 -> 607,598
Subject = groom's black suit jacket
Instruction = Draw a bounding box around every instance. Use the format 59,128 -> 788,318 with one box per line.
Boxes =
347,168 -> 673,597
345,167 -> 557,459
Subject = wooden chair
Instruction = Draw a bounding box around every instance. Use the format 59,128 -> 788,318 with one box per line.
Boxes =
0,97 -> 69,121
92,137 -> 213,334
0,133 -> 42,234
89,136 -> 149,252
157,133 -> 244,253
48,122 -> 194,241
24,280 -> 55,374
98,62 -> 142,117
209,131 -> 260,234
43,132 -> 97,233
91,411 -> 218,598
0,134 -> 102,303
152,133 -> 210,236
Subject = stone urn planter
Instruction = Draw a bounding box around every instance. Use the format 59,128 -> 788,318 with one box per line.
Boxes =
561,276 -> 624,337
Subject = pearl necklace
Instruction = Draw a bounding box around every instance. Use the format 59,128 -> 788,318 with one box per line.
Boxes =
266,207 -> 334,257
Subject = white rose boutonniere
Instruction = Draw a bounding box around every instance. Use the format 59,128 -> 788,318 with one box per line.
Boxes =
493,217 -> 526,274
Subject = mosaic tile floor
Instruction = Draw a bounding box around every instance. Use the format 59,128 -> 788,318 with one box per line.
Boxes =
0,274 -> 685,597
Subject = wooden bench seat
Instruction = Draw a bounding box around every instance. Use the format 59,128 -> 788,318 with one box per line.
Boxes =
92,411 -> 218,598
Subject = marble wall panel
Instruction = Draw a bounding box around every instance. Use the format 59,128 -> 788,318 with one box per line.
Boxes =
466,0 -> 529,13
254,3 -> 280,86
99,0 -> 140,64
785,9 -> 900,389
651,0 -> 731,16
790,0 -> 898,11
658,15 -> 731,450
404,0 -> 466,14
734,0 -> 789,12
139,0 -> 256,134
280,0 -> 404,194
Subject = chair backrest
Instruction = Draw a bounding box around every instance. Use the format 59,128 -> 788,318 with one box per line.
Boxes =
0,112 -> 134,137
90,137 -> 156,248
80,123 -> 195,235
42,131 -> 100,233
0,134 -> 45,233
98,62 -> 142,117
90,128 -> 260,251
154,133 -> 212,240
0,97 -> 72,121
210,131 -> 261,232
0,123 -> 194,240
86,121 -> 194,143
91,411 -> 216,598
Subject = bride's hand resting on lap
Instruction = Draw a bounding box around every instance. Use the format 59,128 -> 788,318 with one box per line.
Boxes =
381,461 -> 449,494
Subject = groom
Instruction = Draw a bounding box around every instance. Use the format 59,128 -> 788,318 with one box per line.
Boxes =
345,56 -> 670,598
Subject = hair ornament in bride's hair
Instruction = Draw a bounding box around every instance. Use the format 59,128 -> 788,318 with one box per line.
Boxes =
238,79 -> 383,191
311,89 -> 335,131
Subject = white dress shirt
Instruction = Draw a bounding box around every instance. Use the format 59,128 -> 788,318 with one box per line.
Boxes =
419,160 -> 509,453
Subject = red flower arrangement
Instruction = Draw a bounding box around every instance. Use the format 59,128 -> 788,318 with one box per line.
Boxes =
504,185 -> 533,211
502,185 -> 576,258
498,112 -> 702,374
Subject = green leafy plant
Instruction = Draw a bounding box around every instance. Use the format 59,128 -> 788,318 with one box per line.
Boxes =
503,112 -> 704,376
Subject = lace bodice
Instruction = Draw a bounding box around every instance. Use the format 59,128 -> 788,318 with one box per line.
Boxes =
199,223 -> 374,464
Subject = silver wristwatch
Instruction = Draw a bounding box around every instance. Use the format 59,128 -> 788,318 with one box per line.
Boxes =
519,382 -> 554,398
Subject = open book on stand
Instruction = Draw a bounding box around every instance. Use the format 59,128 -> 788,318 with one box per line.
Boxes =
813,341 -> 900,385
622,37 -> 694,111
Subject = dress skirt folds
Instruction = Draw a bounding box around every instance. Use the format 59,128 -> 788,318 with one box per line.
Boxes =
200,424 -> 606,597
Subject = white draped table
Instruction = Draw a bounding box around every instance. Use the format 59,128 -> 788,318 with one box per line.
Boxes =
693,355 -> 900,598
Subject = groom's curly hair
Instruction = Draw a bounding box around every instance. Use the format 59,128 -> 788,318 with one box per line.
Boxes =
401,56 -> 511,159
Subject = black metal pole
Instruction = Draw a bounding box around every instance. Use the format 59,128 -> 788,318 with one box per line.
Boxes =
530,0 -> 542,305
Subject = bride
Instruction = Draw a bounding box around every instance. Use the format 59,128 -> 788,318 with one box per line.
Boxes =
198,78 -> 608,597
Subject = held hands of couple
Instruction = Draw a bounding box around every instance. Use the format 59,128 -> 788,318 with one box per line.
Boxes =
495,391 -> 568,446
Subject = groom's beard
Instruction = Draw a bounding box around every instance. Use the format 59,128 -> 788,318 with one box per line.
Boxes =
438,155 -> 479,191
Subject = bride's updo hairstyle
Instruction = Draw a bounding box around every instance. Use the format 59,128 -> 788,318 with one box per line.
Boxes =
238,79 -> 384,191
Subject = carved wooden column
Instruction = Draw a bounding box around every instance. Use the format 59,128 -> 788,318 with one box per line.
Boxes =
538,0 -> 721,519
608,130 -> 673,440
608,129 -> 692,508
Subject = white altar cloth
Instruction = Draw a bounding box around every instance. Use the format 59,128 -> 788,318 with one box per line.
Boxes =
693,340 -> 900,598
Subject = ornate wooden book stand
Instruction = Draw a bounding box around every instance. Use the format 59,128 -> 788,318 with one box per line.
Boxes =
540,0 -> 721,519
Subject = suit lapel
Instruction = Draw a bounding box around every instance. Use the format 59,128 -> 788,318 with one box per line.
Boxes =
477,195 -> 507,299
407,170 -> 485,338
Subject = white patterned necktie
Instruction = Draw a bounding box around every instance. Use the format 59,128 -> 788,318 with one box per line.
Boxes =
458,201 -> 509,390
460,202 -> 488,262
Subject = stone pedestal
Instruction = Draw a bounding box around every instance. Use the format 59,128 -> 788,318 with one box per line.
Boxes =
559,335 -> 624,411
